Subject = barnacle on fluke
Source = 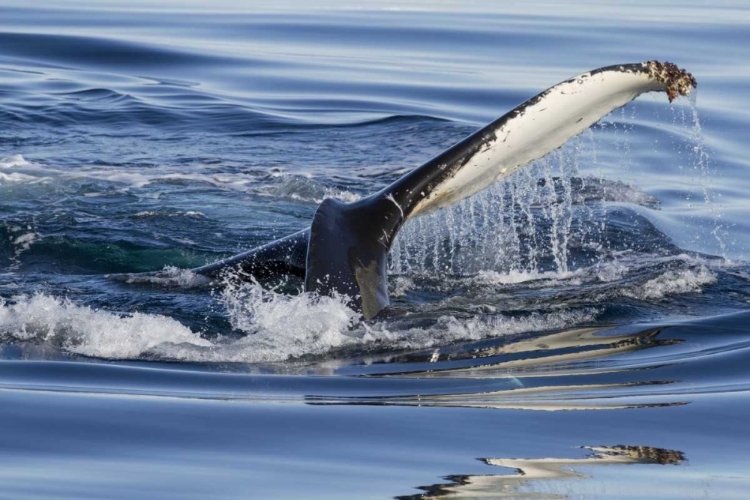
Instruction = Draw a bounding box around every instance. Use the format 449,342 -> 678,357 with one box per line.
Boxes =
646,60 -> 697,102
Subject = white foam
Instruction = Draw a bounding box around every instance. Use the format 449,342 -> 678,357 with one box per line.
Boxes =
389,276 -> 414,297
11,232 -> 38,248
0,255 -> 718,363
6,227 -> 40,268
0,154 -> 51,185
255,174 -> 360,204
133,210 -> 206,219
360,309 -> 598,351
216,280 -> 361,361
626,265 -> 716,300
210,280 -> 597,361
472,269 -> 582,286
0,172 -> 41,184
0,290 -> 353,363
0,277 -> 598,363
0,154 -> 250,191
0,294 -> 211,359
0,155 -> 360,204
0,154 -> 32,169
411,254 -> 723,306
596,260 -> 628,283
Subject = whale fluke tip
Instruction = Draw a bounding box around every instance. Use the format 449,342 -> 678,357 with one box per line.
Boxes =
645,60 -> 697,102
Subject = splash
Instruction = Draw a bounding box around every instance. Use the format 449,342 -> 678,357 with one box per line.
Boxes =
389,276 -> 415,297
688,97 -> 728,259
0,290 -> 361,362
389,97 -> 728,288
0,289 -> 597,362
389,138 -> 623,277
626,265 -> 716,300
218,279 -> 361,360
0,293 -> 210,359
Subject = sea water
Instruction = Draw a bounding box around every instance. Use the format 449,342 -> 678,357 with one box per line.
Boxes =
1,1 -> 750,498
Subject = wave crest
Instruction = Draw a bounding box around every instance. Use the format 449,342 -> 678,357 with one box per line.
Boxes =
0,294 -> 210,359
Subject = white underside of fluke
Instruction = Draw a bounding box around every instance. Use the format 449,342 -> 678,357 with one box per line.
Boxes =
409,64 -> 683,218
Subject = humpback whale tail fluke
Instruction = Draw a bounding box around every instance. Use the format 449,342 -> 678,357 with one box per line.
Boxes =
115,61 -> 697,319
303,61 -> 696,318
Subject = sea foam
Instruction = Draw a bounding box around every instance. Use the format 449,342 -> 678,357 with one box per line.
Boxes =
0,294 -> 210,359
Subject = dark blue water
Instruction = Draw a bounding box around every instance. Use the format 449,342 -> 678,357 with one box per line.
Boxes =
1,1 -> 750,498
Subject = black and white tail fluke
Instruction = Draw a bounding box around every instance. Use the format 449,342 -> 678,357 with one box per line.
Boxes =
118,61 -> 696,319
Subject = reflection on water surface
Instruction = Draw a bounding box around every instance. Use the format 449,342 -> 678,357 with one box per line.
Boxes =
400,445 -> 686,499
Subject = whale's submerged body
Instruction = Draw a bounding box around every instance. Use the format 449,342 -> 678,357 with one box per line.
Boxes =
118,61 -> 697,319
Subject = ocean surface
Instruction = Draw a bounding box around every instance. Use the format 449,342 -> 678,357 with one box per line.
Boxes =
1,1 -> 750,498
